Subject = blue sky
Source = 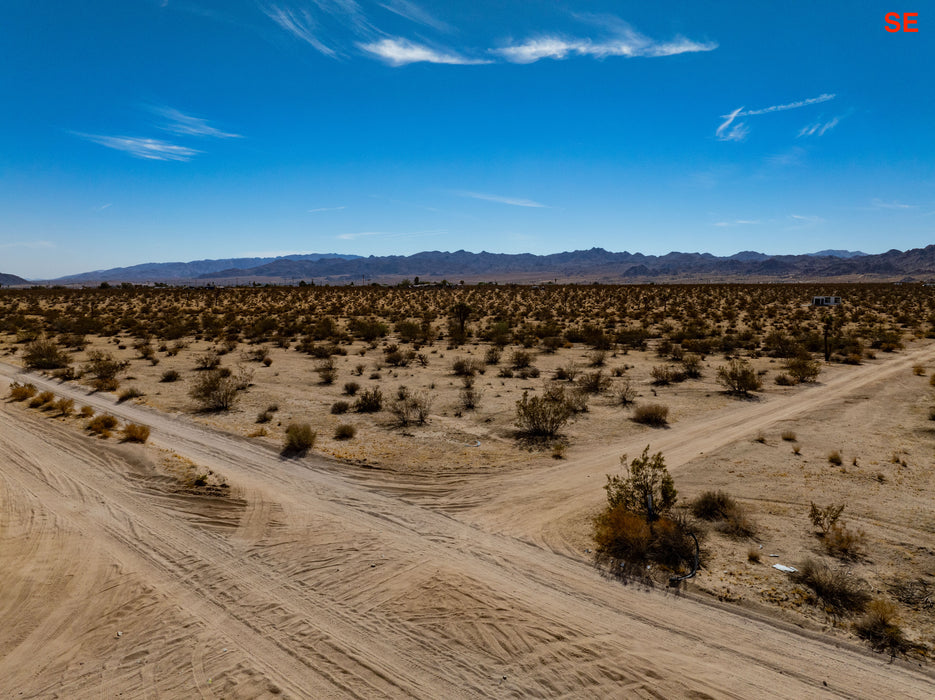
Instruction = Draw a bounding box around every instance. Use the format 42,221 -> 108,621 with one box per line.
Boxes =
1,1 -> 932,278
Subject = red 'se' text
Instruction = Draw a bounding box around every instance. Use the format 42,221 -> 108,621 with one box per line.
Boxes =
885,12 -> 919,32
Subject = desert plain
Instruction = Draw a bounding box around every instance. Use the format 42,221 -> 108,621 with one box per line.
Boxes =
1,282 -> 934,698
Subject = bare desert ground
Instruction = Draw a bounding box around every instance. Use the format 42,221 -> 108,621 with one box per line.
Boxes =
1,284 -> 934,697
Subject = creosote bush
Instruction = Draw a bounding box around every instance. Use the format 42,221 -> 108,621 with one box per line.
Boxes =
283,422 -> 316,455
389,386 -> 432,426
514,390 -> 572,438
160,369 -> 181,383
189,369 -> 240,412
716,358 -> 762,396
354,387 -> 383,413
23,339 -> 70,370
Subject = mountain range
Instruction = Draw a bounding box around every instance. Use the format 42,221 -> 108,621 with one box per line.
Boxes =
9,246 -> 935,286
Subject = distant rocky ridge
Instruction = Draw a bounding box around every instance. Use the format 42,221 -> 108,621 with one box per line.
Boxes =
191,246 -> 927,284
10,246 -> 935,286
0,273 -> 29,286
47,253 -> 361,284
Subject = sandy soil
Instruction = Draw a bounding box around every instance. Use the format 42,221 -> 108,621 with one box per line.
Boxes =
1,340 -> 934,698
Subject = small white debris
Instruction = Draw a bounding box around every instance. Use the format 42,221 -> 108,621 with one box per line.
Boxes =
116,631 -> 122,638
773,564 -> 797,573
768,554 -> 779,557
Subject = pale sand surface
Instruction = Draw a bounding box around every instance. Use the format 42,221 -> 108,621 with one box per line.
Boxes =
1,340 -> 934,698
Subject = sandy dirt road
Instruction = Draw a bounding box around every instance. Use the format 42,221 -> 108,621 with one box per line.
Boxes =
1,352 -> 933,699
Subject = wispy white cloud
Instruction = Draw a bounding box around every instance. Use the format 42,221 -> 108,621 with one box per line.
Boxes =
492,30 -> 716,64
73,133 -> 201,161
311,0 -> 373,33
713,219 -> 760,227
336,229 -> 443,240
789,214 -> 825,225
453,190 -> 548,208
767,146 -> 806,167
94,203 -> 113,212
262,5 -> 336,56
308,206 -> 346,212
379,0 -> 450,32
0,240 -> 55,250
718,94 -> 836,142
797,116 -> 839,138
359,37 -> 490,65
154,106 -> 241,139
871,199 -> 916,210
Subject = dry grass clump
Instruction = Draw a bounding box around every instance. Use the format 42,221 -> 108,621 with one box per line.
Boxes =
330,401 -> 350,415
160,369 -> 181,383
853,600 -> 914,657
342,381 -> 360,396
334,423 -> 357,440
8,382 -> 37,401
631,402 -> 669,427
827,450 -> 842,466
780,430 -> 797,442
690,490 -> 757,538
87,414 -> 119,438
282,422 -> 316,455
29,391 -> 55,408
79,405 -> 95,418
808,502 -> 865,559
117,386 -> 144,403
791,558 -> 870,619
122,423 -> 151,443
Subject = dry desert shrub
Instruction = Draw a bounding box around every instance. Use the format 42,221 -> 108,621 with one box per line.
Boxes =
330,401 -> 350,415
29,391 -> 55,408
283,422 -> 316,455
53,397 -> 75,417
791,558 -> 870,619
22,338 -> 70,370
827,450 -> 843,466
189,369 -> 240,411
354,387 -> 383,413
122,423 -> 151,443
853,600 -> 914,658
690,490 -> 756,539
389,386 -> 432,426
631,402 -> 669,427
716,358 -> 761,396
514,390 -> 572,438
160,369 -> 181,382
809,502 -> 845,534
785,353 -> 822,383
8,382 -> 37,401
83,350 -> 128,392
823,524 -> 866,560
577,369 -> 611,394
117,386 -> 144,403
87,414 -> 119,438
334,423 -> 357,440
780,430 -> 797,441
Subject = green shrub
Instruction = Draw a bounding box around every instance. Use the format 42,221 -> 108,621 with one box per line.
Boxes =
23,339 -> 70,370
717,358 -> 761,396
189,369 -> 239,411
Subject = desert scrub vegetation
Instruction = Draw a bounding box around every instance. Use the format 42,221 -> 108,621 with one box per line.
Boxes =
334,423 -> 357,440
716,358 -> 761,396
808,502 -> 865,559
121,423 -> 151,443
8,381 -> 37,401
22,338 -> 70,370
282,422 -> 316,455
83,350 -> 129,392
690,491 -> 756,538
853,600 -> 916,658
593,448 -> 698,580
514,390 -> 572,438
87,414 -> 119,438
389,386 -> 432,427
189,369 -> 241,412
791,558 -> 870,620
631,402 -> 669,427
